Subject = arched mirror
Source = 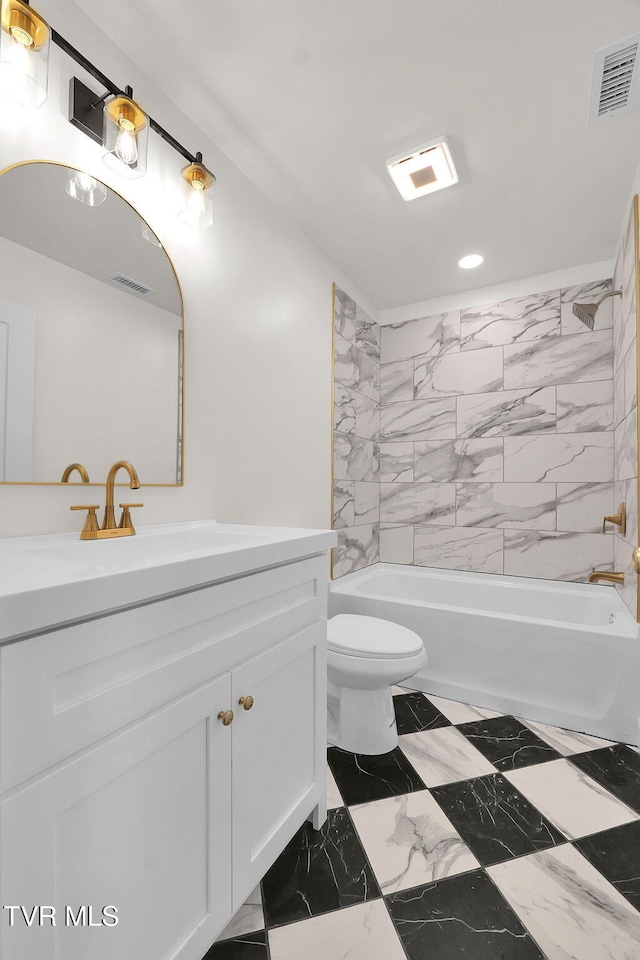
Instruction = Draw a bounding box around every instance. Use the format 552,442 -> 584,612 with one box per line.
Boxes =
0,161 -> 183,485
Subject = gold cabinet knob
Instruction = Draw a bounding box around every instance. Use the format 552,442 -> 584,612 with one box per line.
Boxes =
238,696 -> 254,711
633,548 -> 640,575
217,709 -> 234,726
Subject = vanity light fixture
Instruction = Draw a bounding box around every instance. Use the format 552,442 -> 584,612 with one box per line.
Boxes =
458,254 -> 484,269
102,86 -> 148,180
386,138 -> 458,201
65,169 -> 107,207
179,152 -> 215,229
0,0 -> 50,109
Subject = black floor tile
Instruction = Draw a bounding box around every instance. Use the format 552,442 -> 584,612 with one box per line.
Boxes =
431,772 -> 565,866
569,744 -> 640,814
202,931 -> 268,960
261,807 -> 380,928
394,692 -> 451,735
457,716 -> 562,771
327,745 -> 426,805
574,819 -> 640,911
386,869 -> 546,960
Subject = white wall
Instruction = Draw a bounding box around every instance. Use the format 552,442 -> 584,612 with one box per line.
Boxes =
0,0 -> 375,536
0,236 -> 181,483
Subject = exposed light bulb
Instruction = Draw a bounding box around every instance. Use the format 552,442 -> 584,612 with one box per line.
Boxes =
187,183 -> 206,216
4,33 -> 33,99
114,123 -> 138,166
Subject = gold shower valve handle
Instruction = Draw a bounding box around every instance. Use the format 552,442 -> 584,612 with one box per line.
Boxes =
602,503 -> 626,536
217,710 -> 234,726
238,696 -> 254,711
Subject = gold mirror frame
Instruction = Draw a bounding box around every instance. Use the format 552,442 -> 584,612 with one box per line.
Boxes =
0,159 -> 185,487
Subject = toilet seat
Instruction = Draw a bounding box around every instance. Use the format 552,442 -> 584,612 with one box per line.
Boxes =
328,614 -> 423,660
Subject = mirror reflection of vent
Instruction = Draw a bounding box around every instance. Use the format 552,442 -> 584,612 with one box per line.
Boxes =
589,33 -> 640,126
104,272 -> 156,297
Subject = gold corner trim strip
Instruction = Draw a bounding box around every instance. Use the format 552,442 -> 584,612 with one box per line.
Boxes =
0,159 -> 185,488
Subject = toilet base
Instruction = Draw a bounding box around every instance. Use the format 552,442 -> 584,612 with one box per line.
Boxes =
328,683 -> 398,755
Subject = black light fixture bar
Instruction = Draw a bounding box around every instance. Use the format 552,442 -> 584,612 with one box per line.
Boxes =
23,1 -> 200,165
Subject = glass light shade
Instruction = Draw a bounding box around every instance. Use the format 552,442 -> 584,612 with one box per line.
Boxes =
142,224 -> 162,247
102,94 -> 148,180
65,170 -> 107,207
0,0 -> 50,109
178,161 -> 215,229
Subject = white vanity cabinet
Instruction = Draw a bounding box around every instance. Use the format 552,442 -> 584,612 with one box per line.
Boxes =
0,522 -> 334,960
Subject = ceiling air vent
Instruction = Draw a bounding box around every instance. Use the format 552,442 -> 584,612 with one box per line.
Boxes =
104,273 -> 156,297
589,33 -> 640,126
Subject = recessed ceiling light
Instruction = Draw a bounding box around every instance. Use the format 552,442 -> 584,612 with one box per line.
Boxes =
458,254 -> 484,269
386,138 -> 458,201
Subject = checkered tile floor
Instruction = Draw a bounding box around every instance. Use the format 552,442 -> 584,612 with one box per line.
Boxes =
204,690 -> 640,960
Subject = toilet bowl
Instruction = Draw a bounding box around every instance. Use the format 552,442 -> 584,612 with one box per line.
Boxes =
327,614 -> 428,755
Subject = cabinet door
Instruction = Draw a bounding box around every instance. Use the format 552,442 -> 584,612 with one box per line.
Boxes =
231,621 -> 327,907
0,674 -> 233,960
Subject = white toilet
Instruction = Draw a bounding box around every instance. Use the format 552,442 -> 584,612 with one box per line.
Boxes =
327,614 -> 428,755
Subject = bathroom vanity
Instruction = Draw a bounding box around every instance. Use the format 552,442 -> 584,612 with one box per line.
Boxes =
0,520 -> 335,960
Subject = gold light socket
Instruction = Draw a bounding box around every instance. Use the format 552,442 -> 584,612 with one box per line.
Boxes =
2,0 -> 48,49
105,94 -> 147,133
181,161 -> 215,191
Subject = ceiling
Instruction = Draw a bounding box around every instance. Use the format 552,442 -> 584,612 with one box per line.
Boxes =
75,0 -> 640,310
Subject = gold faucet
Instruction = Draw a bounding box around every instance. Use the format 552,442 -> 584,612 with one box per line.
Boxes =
71,461 -> 143,540
61,462 -> 90,483
588,570 -> 625,585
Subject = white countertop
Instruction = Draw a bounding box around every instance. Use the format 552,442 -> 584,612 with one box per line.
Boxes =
0,520 -> 336,644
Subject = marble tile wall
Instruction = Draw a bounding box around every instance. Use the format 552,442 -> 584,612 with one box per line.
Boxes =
332,286 -> 381,578
378,281 -> 620,582
612,200 -> 639,618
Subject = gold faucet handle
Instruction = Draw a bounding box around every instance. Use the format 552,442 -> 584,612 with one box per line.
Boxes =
118,502 -> 144,533
70,505 -> 101,539
602,504 -> 626,535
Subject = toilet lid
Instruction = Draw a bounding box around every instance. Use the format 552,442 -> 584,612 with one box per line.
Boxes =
328,614 -> 424,660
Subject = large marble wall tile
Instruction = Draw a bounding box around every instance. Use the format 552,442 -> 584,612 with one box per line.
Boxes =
503,330 -> 613,389
560,279 -> 613,335
380,482 -> 455,525
332,523 -> 379,578
380,311 -> 460,363
414,525 -> 504,574
414,346 -> 503,399
354,391 -> 378,441
503,530 -> 614,581
622,338 -> 637,421
614,477 -> 637,546
335,332 -> 377,399
556,482 -> 614,533
379,524 -> 414,563
613,345 -> 626,429
333,480 -> 355,529
380,360 -> 413,403
334,383 -> 356,434
556,381 -> 613,433
380,398 -> 456,441
354,305 -> 379,359
457,387 -> 556,438
334,432 -> 378,482
354,482 -> 379,525
334,286 -> 356,343
614,533 -> 637,617
614,407 -> 637,481
456,483 -> 556,529
504,434 -> 614,483
414,439 -> 503,482
460,289 -> 560,351
379,442 -> 413,481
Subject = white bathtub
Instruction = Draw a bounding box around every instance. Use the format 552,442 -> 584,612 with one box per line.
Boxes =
329,564 -> 640,745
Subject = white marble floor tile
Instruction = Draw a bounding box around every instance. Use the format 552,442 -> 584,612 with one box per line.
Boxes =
399,727 -> 496,787
426,694 -> 502,725
505,759 -> 638,839
350,790 -> 479,893
268,899 -> 406,960
326,765 -> 344,810
217,885 -> 264,941
488,843 -> 640,960
518,718 -> 614,756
